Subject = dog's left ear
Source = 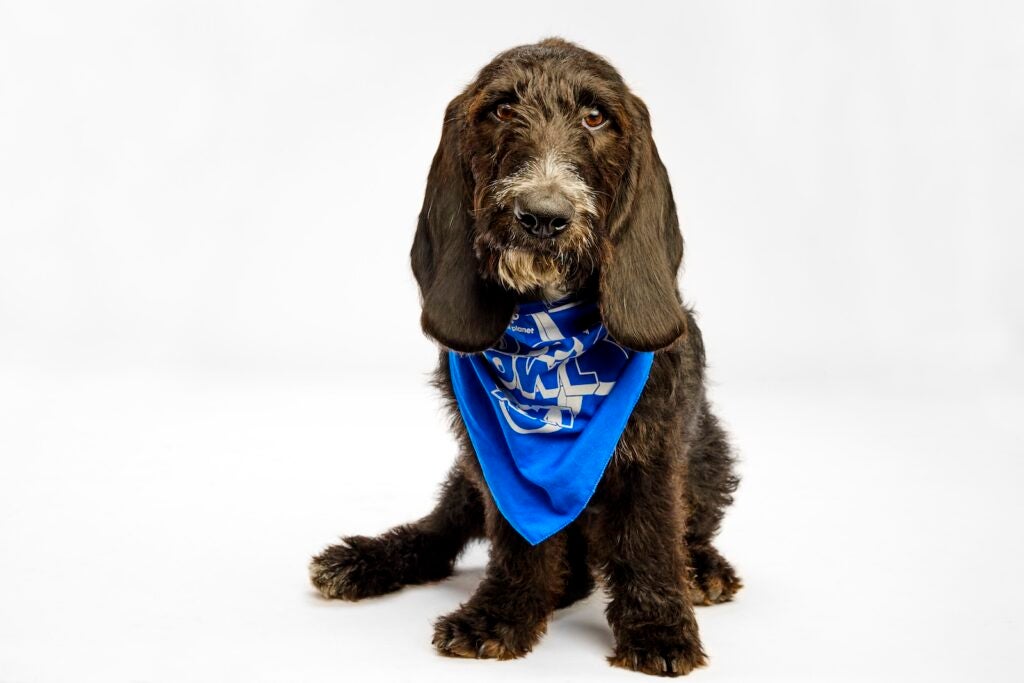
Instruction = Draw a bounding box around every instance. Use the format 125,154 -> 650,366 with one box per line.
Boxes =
410,94 -> 515,353
599,94 -> 688,351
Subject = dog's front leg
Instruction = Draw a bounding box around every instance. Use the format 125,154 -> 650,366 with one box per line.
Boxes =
433,510 -> 563,660
593,460 -> 707,677
309,465 -> 484,600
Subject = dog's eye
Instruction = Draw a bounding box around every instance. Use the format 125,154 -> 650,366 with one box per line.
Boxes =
493,103 -> 517,122
583,108 -> 607,130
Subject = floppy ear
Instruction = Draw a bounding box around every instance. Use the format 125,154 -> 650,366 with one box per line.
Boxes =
599,94 -> 688,351
410,95 -> 515,353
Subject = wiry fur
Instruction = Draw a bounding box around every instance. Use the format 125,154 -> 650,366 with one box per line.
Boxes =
311,37 -> 740,677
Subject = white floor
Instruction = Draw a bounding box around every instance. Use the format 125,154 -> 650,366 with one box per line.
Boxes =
1,362 -> 1022,682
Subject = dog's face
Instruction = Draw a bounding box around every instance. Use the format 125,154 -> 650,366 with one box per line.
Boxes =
412,38 -> 688,354
463,52 -> 633,301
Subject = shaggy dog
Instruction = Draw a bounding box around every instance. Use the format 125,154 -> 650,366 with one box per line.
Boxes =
310,37 -> 740,677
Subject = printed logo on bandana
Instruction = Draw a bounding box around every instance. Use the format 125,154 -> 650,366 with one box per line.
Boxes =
484,301 -> 628,434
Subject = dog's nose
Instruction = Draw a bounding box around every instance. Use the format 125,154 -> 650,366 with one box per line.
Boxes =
514,194 -> 575,238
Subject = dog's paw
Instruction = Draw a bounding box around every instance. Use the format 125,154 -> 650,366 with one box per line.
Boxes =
608,634 -> 707,677
309,536 -> 403,601
432,605 -> 545,660
686,544 -> 742,606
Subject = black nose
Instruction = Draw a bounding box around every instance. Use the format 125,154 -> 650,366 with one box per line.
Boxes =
514,194 -> 574,238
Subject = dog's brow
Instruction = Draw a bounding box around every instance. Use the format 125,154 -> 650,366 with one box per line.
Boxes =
482,87 -> 517,105
469,85 -> 519,121
577,86 -> 601,107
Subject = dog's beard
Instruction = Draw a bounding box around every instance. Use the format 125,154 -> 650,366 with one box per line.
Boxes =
475,214 -> 600,300
496,249 -> 568,300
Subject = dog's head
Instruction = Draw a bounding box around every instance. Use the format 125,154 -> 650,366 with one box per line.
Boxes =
411,38 -> 687,353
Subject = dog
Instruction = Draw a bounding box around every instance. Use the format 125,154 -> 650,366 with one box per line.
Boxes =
310,37 -> 740,677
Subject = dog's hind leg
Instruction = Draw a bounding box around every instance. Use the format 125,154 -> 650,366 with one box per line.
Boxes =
309,464 -> 484,600
686,542 -> 742,606
684,403 -> 742,605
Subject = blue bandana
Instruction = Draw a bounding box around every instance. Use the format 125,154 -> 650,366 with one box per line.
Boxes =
448,298 -> 654,545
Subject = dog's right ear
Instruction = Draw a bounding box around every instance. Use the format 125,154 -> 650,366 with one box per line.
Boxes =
410,94 -> 515,353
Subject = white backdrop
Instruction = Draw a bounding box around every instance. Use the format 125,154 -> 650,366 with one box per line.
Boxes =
1,2 -> 1022,682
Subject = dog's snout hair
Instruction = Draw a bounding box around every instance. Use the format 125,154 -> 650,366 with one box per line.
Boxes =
493,151 -> 599,225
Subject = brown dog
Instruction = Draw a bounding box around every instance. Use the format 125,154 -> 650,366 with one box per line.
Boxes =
310,37 -> 740,677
